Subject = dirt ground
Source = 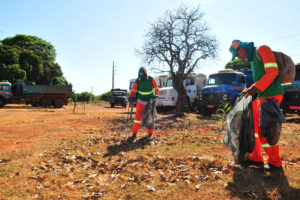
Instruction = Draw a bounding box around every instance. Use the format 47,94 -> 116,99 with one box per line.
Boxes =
0,103 -> 299,199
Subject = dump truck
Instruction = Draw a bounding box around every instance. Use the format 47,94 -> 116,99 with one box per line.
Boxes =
197,69 -> 253,115
281,64 -> 300,115
0,80 -> 72,108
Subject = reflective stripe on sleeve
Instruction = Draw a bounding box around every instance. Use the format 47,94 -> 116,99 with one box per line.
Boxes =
255,133 -> 259,138
264,62 -> 278,68
134,120 -> 141,124
132,89 -> 136,92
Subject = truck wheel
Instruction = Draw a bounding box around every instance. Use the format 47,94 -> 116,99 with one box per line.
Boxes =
185,98 -> 191,112
54,99 -> 64,108
41,98 -> 52,108
0,100 -> 4,108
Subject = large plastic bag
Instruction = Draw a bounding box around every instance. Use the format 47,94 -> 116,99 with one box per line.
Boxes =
224,95 -> 255,163
142,97 -> 158,129
259,98 -> 285,145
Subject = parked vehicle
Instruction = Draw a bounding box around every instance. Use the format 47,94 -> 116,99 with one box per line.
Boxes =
156,73 -> 207,111
197,69 -> 253,115
0,80 -> 72,108
281,64 -> 300,115
110,88 -> 127,108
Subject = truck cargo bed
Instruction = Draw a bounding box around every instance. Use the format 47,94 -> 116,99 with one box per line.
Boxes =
23,85 -> 72,95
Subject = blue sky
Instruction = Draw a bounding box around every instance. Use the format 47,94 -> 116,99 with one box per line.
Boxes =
1,0 -> 299,95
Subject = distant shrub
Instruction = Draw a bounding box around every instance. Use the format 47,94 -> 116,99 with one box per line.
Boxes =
75,92 -> 95,102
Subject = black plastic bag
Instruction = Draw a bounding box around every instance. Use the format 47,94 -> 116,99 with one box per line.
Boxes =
259,98 -> 285,145
224,95 -> 255,163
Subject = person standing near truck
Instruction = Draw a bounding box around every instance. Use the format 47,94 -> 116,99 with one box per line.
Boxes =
229,40 -> 284,170
127,67 -> 159,142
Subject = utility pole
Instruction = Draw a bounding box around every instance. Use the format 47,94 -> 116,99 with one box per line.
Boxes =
112,61 -> 115,90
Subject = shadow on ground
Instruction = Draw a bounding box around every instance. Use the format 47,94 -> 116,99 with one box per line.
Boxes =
103,136 -> 152,157
226,166 -> 300,199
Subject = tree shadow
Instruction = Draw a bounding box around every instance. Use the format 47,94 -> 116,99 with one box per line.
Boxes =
226,166 -> 300,199
103,136 -> 152,157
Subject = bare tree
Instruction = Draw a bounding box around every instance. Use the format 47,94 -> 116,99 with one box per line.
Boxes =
138,5 -> 217,115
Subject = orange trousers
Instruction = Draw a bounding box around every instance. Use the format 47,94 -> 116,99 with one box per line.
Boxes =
250,94 -> 283,167
132,100 -> 153,134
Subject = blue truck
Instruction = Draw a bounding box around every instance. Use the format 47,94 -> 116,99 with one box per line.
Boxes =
197,69 -> 253,115
280,64 -> 300,115
0,80 -> 72,108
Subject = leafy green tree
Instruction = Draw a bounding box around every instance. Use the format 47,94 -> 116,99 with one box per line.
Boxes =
2,34 -> 56,62
98,91 -> 111,101
0,34 -> 69,85
225,59 -> 251,70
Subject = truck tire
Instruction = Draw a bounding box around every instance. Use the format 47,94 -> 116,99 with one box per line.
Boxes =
41,98 -> 52,108
54,99 -> 64,108
0,100 -> 4,108
185,97 -> 191,112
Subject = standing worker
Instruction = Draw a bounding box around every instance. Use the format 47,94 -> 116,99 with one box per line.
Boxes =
229,40 -> 284,170
127,67 -> 159,142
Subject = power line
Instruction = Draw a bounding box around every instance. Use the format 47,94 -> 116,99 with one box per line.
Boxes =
267,32 -> 300,43
242,21 -> 300,38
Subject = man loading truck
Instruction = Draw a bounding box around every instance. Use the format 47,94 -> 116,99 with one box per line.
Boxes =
127,67 -> 159,142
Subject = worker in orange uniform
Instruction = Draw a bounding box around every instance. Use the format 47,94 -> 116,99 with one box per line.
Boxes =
229,40 -> 284,170
127,67 -> 159,142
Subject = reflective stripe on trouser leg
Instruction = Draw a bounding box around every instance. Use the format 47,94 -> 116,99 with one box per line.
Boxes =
250,98 -> 264,162
262,142 -> 281,167
132,101 -> 146,134
252,95 -> 283,167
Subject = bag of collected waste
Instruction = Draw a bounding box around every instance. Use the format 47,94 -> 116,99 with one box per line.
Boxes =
142,96 -> 158,129
224,95 -> 255,164
259,98 -> 286,145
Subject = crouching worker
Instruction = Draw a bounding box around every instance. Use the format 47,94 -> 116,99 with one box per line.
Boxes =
127,67 -> 159,142
229,40 -> 284,170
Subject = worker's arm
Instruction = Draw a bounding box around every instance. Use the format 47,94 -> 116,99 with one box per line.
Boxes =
129,81 -> 138,97
152,78 -> 159,95
254,45 -> 279,92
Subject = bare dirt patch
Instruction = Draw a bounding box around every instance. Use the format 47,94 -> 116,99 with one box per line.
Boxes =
0,103 -> 299,199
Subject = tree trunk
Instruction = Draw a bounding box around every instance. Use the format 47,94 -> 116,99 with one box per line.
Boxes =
173,75 -> 188,117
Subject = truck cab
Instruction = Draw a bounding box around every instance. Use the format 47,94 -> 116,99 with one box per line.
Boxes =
281,64 -> 300,115
0,80 -> 13,107
110,88 -> 127,108
197,69 -> 253,115
156,73 -> 207,111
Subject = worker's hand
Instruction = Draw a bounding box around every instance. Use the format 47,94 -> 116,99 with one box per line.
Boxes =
153,95 -> 159,99
242,85 -> 258,98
